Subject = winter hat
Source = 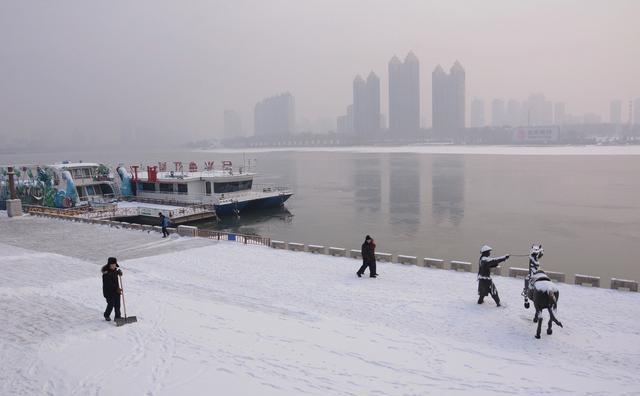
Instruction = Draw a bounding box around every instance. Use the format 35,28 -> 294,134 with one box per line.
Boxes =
365,235 -> 372,241
107,257 -> 119,266
480,245 -> 492,253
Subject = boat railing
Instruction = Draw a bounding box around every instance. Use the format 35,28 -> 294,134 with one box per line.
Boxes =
197,229 -> 271,247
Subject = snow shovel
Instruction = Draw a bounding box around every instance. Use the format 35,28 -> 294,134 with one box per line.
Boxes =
115,274 -> 137,326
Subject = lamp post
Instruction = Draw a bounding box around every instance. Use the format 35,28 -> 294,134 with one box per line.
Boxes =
6,166 -> 23,217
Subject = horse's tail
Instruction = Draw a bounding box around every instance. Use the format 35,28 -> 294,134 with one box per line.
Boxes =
548,290 -> 563,327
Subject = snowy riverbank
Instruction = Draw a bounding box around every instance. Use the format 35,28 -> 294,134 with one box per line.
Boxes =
1,213 -> 639,395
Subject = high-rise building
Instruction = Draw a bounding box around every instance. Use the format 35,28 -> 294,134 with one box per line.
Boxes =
610,100 -> 622,124
388,52 -> 420,135
634,98 -> 640,125
554,102 -> 566,126
432,61 -> 465,141
223,110 -> 242,138
254,93 -> 295,136
491,99 -> 505,127
353,72 -> 381,137
522,94 -> 553,126
336,105 -> 354,134
470,98 -> 485,128
506,99 -> 520,127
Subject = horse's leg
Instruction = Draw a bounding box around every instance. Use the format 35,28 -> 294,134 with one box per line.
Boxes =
548,306 -> 563,328
547,308 -> 553,335
533,310 -> 539,323
535,311 -> 543,339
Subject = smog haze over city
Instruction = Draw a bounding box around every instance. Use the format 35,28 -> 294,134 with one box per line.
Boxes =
1,0 -> 639,149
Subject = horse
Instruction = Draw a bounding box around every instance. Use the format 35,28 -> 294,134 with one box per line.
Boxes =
525,270 -> 563,339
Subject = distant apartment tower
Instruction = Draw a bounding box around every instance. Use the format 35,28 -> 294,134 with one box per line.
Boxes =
223,110 -> 242,138
388,52 -> 420,134
336,105 -> 354,134
554,102 -> 566,126
470,98 -> 485,128
635,98 -> 640,125
506,99 -> 520,127
522,94 -> 553,126
254,93 -> 295,136
610,100 -> 622,124
432,61 -> 465,141
491,99 -> 505,127
353,72 -> 381,137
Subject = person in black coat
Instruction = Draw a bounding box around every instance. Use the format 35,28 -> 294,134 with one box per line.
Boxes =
477,245 -> 509,306
102,257 -> 122,321
357,235 -> 378,278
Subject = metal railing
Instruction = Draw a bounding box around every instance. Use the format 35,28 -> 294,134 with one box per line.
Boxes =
197,228 -> 271,247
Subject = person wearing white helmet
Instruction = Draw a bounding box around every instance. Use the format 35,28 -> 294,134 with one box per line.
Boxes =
477,245 -> 510,306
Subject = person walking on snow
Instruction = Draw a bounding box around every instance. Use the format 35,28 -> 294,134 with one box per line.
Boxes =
477,245 -> 509,306
357,235 -> 378,278
102,257 -> 122,321
159,212 -> 170,238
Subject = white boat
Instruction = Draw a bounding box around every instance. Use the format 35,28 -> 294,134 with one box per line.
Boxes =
117,161 -> 292,216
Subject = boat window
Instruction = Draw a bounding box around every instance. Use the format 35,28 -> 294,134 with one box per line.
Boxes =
213,180 -> 252,193
159,183 -> 174,193
100,184 -> 114,195
86,185 -> 96,196
140,182 -> 156,192
83,168 -> 91,178
76,186 -> 85,197
177,184 -> 188,194
205,181 -> 212,195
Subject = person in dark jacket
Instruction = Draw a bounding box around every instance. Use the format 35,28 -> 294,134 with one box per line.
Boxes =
357,235 -> 378,278
102,257 -> 122,321
477,245 -> 509,306
159,212 -> 170,238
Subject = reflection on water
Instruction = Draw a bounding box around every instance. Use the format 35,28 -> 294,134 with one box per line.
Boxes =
432,156 -> 465,226
193,207 -> 294,235
352,158 -> 381,214
389,157 -> 420,233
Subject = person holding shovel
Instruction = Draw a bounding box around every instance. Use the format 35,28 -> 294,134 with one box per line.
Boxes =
101,257 -> 122,321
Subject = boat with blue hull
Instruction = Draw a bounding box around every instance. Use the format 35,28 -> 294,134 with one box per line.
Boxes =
119,161 -> 292,217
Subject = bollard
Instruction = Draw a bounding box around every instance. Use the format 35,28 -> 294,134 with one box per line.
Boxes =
450,261 -> 472,272
610,278 -> 639,292
350,249 -> 362,259
508,267 -> 529,278
397,255 -> 417,265
308,245 -> 326,254
546,271 -> 566,283
375,252 -> 393,262
288,242 -> 305,252
270,240 -> 287,249
329,247 -> 346,257
574,274 -> 600,287
423,258 -> 444,269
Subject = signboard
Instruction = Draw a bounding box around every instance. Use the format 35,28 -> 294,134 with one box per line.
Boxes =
513,126 -> 559,143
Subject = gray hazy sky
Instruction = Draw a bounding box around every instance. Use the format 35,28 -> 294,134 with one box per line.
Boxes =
1,0 -> 639,142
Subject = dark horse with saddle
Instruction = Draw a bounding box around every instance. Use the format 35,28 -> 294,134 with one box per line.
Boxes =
523,268 -> 564,339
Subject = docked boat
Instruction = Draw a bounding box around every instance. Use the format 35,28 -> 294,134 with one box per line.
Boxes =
117,161 -> 293,216
0,161 -> 117,209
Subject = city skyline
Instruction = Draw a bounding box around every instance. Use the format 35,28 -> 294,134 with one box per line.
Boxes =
1,0 -> 639,145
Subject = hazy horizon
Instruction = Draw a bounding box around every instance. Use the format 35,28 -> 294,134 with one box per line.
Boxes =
1,0 -> 639,144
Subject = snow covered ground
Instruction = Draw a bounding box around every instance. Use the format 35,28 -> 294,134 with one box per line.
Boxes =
1,213 -> 639,395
